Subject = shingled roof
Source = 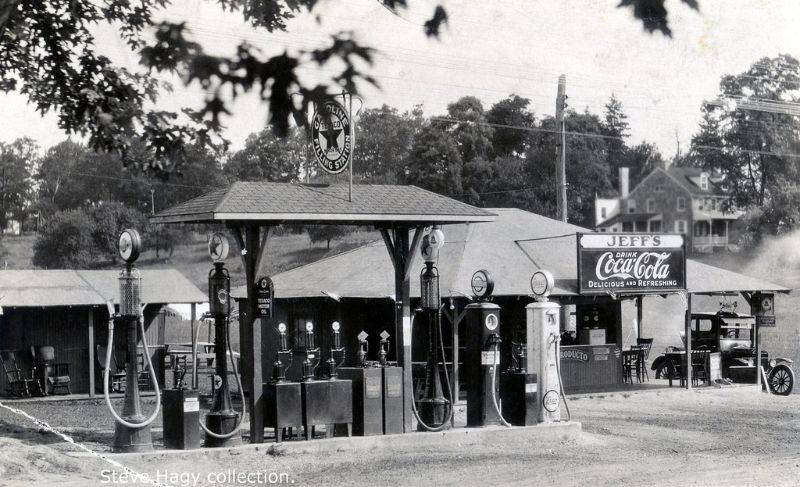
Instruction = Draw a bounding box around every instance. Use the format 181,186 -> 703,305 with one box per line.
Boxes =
231,208 -> 789,300
0,269 -> 206,308
151,182 -> 495,224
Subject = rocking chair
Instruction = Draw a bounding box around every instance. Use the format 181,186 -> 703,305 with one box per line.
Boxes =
1,350 -> 42,397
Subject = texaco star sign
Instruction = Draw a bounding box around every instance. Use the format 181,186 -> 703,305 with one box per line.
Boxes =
311,99 -> 352,174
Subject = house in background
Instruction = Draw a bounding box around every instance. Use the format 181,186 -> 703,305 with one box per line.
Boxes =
595,165 -> 744,253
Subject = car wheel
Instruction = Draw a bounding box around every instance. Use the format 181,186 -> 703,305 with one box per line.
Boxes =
655,362 -> 674,380
768,364 -> 794,395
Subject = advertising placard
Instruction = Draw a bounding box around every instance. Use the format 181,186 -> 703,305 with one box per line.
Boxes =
577,233 -> 686,295
753,292 -> 776,327
254,276 -> 274,318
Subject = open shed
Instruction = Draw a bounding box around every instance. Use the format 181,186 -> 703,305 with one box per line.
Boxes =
0,269 -> 206,396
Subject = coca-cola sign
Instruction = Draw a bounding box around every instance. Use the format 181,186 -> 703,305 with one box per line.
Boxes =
577,233 -> 686,295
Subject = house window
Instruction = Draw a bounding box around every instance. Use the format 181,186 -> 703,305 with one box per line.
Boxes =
675,220 -> 687,234
622,222 -> 633,232
601,207 -> 607,218
649,220 -> 662,232
627,200 -> 636,213
600,228 -> 607,232
700,174 -> 709,190
646,198 -> 656,212
677,197 -> 686,211
655,184 -> 664,192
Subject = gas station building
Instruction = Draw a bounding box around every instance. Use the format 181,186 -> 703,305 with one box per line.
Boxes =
237,207 -> 789,396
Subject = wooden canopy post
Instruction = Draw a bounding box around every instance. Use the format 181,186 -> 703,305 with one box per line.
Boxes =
230,223 -> 269,443
741,292 -> 761,389
381,225 -> 423,432
636,295 -> 643,339
88,308 -> 95,398
442,300 -> 467,403
685,292 -> 692,390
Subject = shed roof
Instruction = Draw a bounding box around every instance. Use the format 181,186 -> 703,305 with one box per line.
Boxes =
0,269 -> 206,308
150,182 -> 495,224
231,208 -> 789,300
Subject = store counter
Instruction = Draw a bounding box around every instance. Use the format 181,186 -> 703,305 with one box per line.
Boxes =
559,344 -> 622,393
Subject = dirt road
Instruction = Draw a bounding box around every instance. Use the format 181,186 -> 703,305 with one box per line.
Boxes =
2,387 -> 799,486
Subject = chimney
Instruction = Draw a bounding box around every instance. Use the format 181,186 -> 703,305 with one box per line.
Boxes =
619,167 -> 630,199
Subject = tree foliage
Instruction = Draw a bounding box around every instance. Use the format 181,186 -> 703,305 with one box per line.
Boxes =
0,137 -> 36,229
1,1 -> 691,177
224,128 -> 306,182
306,225 -> 354,249
353,105 -> 423,184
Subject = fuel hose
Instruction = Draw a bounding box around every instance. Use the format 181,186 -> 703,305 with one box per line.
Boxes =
550,333 -> 571,422
489,341 -> 512,427
410,310 -> 453,432
103,312 -> 161,429
198,315 -> 247,439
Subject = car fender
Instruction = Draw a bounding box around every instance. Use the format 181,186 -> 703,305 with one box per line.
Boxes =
651,355 -> 669,371
772,357 -> 794,366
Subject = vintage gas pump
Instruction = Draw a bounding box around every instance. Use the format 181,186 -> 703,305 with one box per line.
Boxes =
412,227 -> 453,431
200,233 -> 244,446
464,269 -> 509,427
264,323 -> 302,442
302,322 -> 321,381
104,229 -> 161,453
526,270 -> 569,423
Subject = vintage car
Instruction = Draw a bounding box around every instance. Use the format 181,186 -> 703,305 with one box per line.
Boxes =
651,311 -> 794,395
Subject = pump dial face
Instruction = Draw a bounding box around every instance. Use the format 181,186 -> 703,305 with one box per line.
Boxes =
470,269 -> 494,299
305,321 -> 314,332
530,270 -> 555,298
485,313 -> 499,331
208,233 -> 229,262
118,229 -> 141,263
278,323 -> 287,333
332,321 -> 340,332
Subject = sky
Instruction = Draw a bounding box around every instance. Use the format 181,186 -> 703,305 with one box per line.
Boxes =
1,0 -> 799,159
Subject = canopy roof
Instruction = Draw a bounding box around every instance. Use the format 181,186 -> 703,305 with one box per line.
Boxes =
150,182 -> 495,225
231,208 -> 789,300
0,269 -> 207,308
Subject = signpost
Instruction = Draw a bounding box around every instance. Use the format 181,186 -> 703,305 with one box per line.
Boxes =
576,233 -> 686,295
254,276 -> 274,319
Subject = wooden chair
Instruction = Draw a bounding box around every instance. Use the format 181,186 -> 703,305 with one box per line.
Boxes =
97,345 -> 126,393
622,350 -> 641,383
1,350 -> 40,397
691,350 -> 710,386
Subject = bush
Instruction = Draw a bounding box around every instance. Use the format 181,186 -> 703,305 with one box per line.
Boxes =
305,225 -> 355,249
32,209 -> 96,268
33,203 -> 149,268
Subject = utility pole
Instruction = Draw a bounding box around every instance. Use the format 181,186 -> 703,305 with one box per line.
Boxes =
555,75 -> 568,223
150,188 -> 155,216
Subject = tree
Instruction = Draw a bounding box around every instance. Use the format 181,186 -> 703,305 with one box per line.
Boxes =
32,209 -> 96,268
1,1 -> 692,178
306,225 -> 354,249
224,128 -> 306,183
527,111 -> 612,226
437,96 -> 493,163
690,55 -> 800,209
0,137 -> 37,231
603,94 -> 630,189
486,95 -> 535,158
621,141 -> 666,188
353,105 -> 424,184
404,124 -> 463,197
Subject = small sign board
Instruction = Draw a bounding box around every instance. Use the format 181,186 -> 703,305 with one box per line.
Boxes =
254,276 -> 274,318
577,233 -> 686,295
311,99 -> 352,174
753,292 -> 776,327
